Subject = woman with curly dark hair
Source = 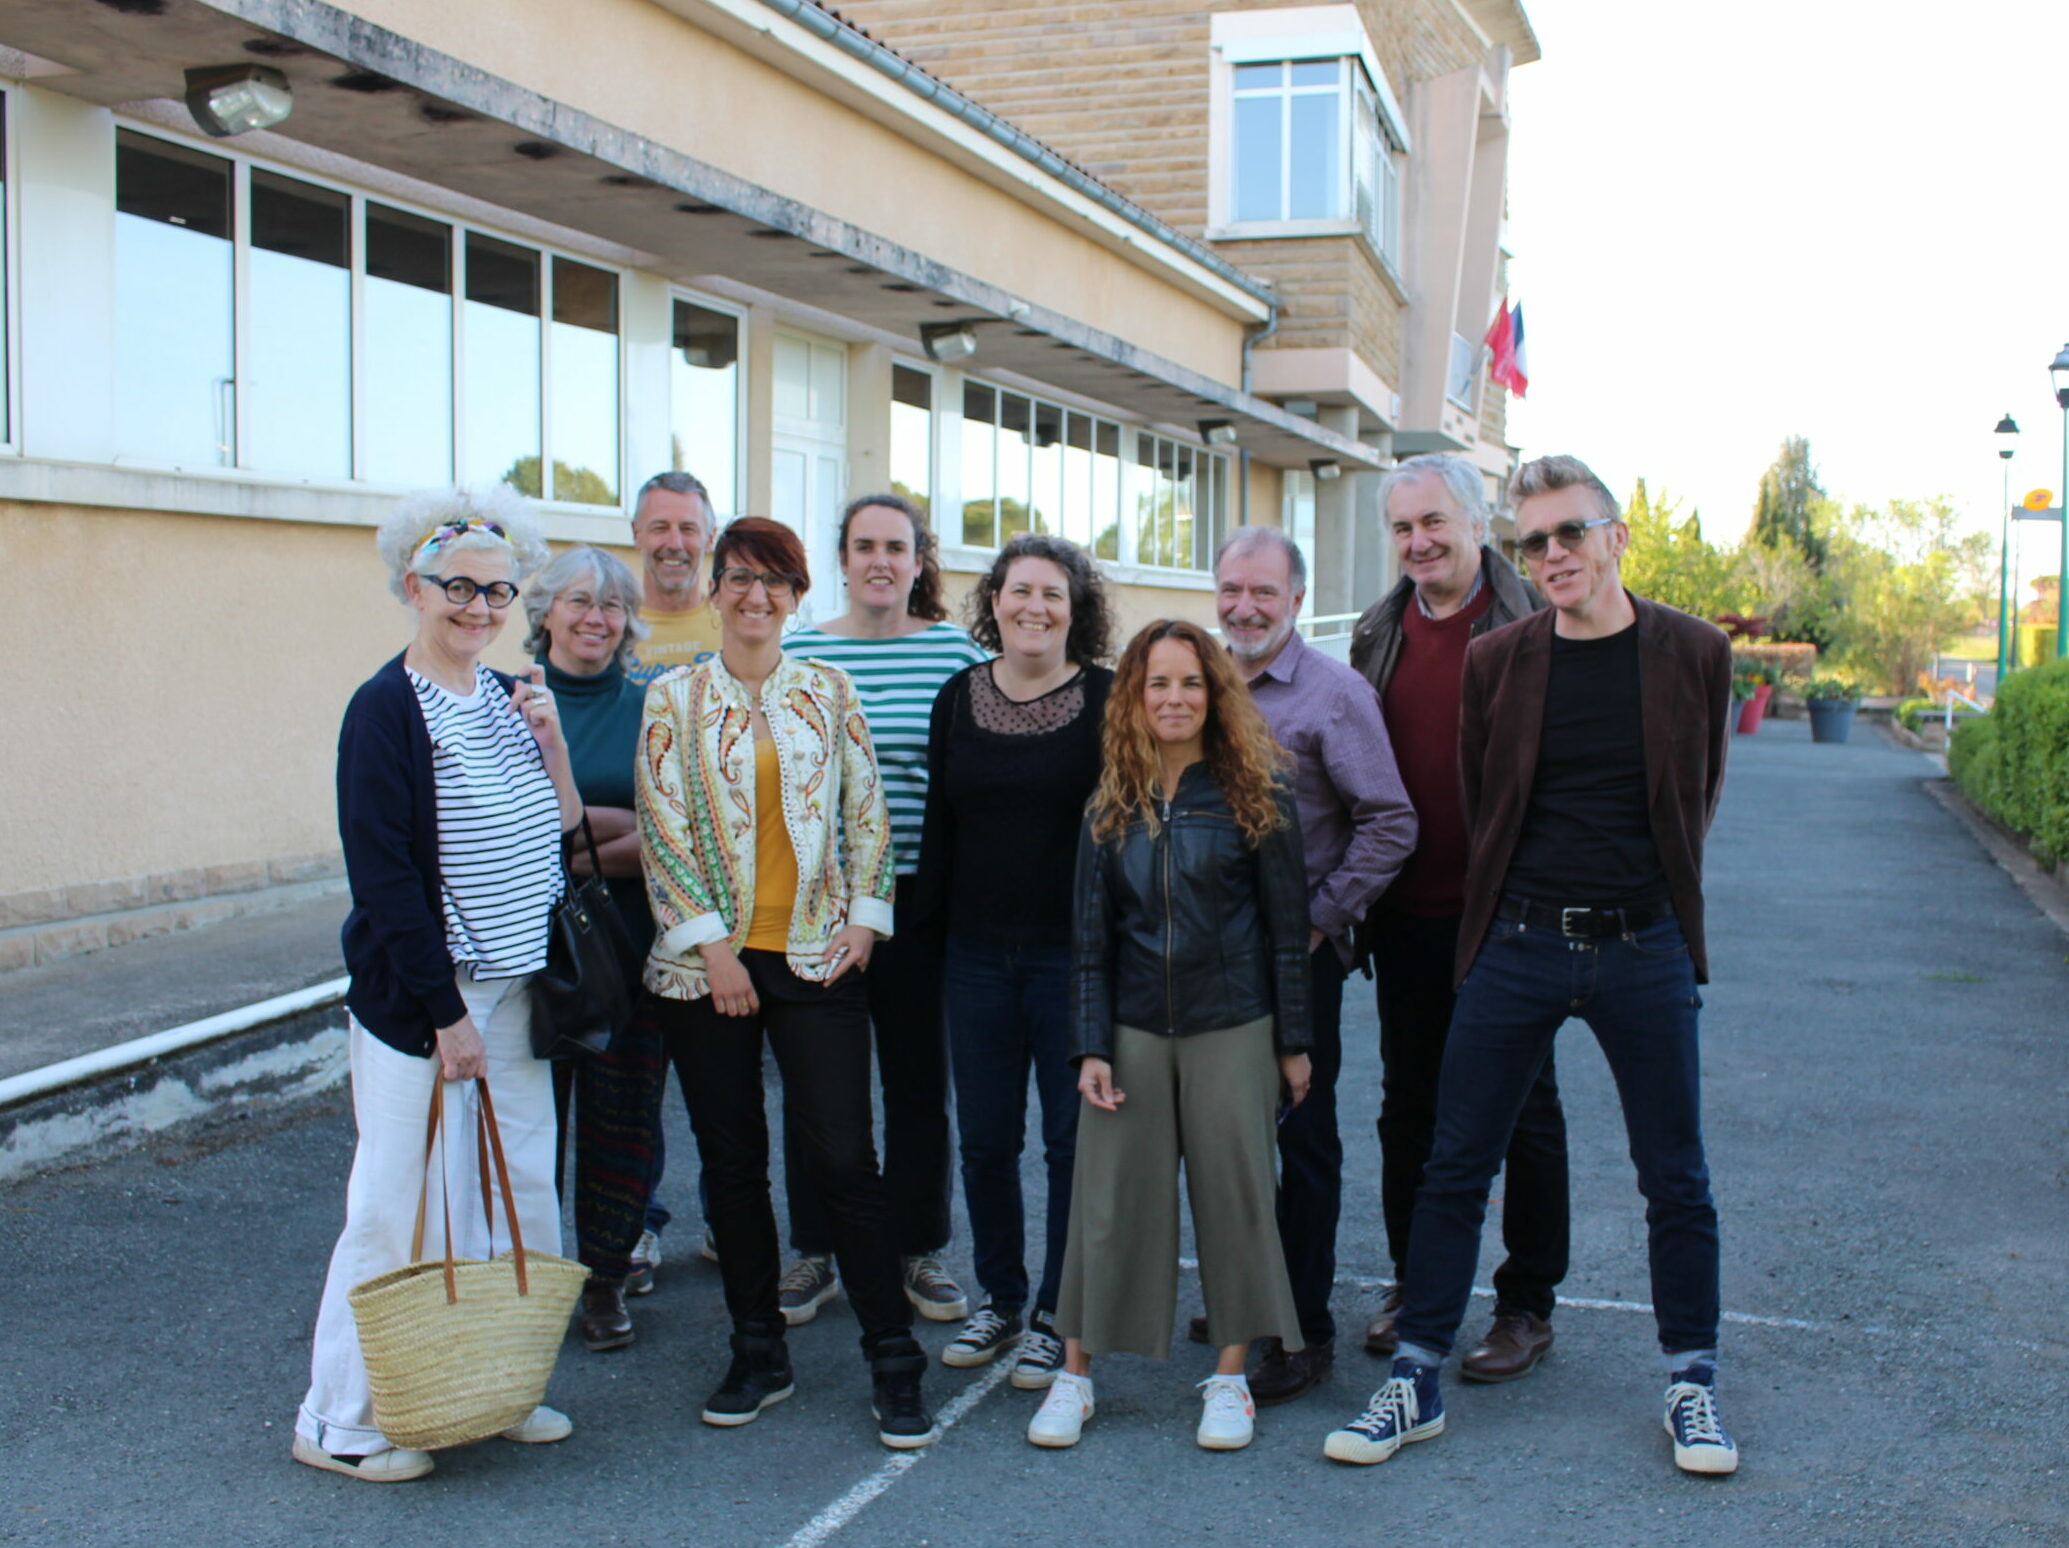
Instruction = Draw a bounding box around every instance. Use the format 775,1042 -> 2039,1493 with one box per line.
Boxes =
1028,619 -> 1312,1454
913,533 -> 1115,1390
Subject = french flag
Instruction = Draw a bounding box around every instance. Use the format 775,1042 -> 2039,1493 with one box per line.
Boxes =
1483,300 -> 1529,398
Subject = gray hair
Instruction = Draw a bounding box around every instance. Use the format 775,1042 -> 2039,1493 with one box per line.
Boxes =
376,483 -> 546,602
522,546 -> 650,669
634,470 -> 713,524
1509,454 -> 1621,523
1213,525 -> 1307,592
1377,453 -> 1492,544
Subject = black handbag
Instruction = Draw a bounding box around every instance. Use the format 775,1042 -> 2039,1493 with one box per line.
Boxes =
529,816 -> 635,1060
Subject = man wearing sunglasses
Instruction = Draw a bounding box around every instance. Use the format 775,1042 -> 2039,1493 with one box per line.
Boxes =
1348,453 -> 1570,1387
1327,454 -> 1739,1477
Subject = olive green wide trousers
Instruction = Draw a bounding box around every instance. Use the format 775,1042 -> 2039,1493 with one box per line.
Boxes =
1056,1018 -> 1303,1360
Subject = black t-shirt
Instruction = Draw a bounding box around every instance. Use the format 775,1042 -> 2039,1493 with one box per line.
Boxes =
912,662 -> 1113,948
1502,624 -> 1669,907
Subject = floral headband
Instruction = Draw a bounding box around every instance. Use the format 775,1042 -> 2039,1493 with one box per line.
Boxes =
412,519 -> 510,565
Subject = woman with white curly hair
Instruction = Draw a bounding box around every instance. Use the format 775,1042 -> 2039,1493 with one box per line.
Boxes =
295,484 -> 583,1484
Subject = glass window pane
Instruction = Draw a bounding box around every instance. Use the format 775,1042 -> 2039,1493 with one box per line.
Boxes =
1233,95 -> 1283,223
463,233 -> 541,495
1134,435 -> 1161,566
1287,91 -> 1342,219
1289,60 -> 1340,87
1062,413 -> 1093,548
1170,443 -> 1195,570
670,299 -> 739,518
961,383 -> 996,547
1030,401 -> 1063,538
1233,63 -> 1281,91
548,257 -> 618,505
890,363 -> 933,518
998,393 -> 1032,541
116,133 -> 234,468
1092,422 -> 1120,560
246,171 -> 350,479
363,204 -> 452,486
0,97 -> 8,443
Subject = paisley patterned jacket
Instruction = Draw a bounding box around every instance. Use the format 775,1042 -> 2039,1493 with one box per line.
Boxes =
635,651 -> 895,1001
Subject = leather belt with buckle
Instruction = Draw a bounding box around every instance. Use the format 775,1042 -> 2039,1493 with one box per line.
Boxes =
1496,895 -> 1671,940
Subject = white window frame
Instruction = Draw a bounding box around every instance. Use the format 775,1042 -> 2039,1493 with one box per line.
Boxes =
887,353 -> 941,522
109,120 -> 630,514
1207,8 -> 1411,277
0,85 -> 19,457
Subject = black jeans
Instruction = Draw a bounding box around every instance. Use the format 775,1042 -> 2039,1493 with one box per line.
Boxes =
944,934 -> 1077,1315
785,891 -> 953,1258
551,991 -> 671,1282
1395,915 -> 1718,1359
1371,907 -> 1569,1320
1273,946 -> 1347,1345
658,950 -> 912,1352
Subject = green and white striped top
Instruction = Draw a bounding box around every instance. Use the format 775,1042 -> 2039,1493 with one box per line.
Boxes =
782,620 -> 991,875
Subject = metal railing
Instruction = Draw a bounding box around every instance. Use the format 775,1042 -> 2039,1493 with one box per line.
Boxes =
1298,611 -> 1361,663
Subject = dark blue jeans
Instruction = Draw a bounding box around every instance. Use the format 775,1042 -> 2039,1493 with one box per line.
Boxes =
945,935 -> 1078,1315
1274,947 -> 1347,1344
1395,914 -> 1720,1359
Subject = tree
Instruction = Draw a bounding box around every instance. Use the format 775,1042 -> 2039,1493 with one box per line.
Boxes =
1618,479 -> 1744,620
1750,435 -> 1829,570
1819,498 -> 1993,694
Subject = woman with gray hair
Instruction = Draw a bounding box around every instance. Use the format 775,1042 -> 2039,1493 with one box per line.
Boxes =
520,545 -> 672,1352
296,484 -> 581,1483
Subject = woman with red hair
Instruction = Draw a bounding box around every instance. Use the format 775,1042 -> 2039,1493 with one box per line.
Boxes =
636,517 -> 935,1449
1031,619 -> 1313,1454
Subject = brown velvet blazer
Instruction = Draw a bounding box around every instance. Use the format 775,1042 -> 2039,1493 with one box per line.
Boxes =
1455,592 -> 1733,987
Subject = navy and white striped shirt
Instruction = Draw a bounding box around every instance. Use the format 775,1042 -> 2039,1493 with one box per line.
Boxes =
408,665 -> 563,977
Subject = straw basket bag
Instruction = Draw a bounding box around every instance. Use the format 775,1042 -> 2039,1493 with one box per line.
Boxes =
347,1078 -> 587,1451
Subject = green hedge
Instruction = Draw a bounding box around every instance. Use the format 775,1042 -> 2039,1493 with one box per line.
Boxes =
1952,658 -> 2069,863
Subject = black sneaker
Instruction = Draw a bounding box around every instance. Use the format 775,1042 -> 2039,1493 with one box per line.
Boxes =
941,1303 -> 1022,1368
1010,1311 -> 1064,1390
870,1342 -> 941,1450
701,1328 -> 795,1428
1664,1359 -> 1738,1474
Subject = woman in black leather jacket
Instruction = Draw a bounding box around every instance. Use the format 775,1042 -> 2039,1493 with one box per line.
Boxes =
1030,619 -> 1312,1455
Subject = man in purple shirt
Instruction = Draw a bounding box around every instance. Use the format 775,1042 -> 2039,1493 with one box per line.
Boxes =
1185,525 -> 1417,1405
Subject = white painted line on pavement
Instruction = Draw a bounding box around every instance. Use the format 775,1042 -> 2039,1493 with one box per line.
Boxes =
780,1357 -> 1016,1548
0,976 -> 349,1111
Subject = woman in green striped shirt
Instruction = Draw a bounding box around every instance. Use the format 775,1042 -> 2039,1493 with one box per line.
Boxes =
778,493 -> 988,1326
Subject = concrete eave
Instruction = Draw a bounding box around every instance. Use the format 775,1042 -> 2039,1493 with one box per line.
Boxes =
1456,0 -> 1541,66
0,0 -> 1368,470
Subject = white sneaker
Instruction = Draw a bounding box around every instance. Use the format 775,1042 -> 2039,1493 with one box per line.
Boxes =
1027,1371 -> 1095,1448
499,1404 -> 574,1444
292,1435 -> 433,1482
627,1229 -> 662,1296
1196,1376 -> 1255,1451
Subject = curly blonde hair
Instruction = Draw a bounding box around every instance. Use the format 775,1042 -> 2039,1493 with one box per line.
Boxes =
1089,619 -> 1287,846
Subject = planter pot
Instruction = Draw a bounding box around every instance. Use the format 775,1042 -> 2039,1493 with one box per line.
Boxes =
1807,698 -> 1858,744
1736,693 -> 1767,734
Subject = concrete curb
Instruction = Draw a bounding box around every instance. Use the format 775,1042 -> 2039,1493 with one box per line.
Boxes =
1924,778 -> 2069,942
0,992 -> 350,1183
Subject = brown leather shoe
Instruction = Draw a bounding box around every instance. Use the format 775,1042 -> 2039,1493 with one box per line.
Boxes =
1250,1338 -> 1333,1406
1362,1288 -> 1403,1357
579,1279 -> 634,1352
1459,1309 -> 1553,1383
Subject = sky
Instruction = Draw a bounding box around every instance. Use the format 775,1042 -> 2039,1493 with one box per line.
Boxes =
1501,0 -> 2069,590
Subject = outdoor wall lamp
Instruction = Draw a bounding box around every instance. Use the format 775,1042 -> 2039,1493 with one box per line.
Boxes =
185,65 -> 294,138
1994,412 -> 2019,679
1198,419 -> 1238,447
919,323 -> 979,363
2050,346 -> 2069,659
1309,458 -> 1342,481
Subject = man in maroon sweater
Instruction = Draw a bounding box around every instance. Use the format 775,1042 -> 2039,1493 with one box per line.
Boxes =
1348,453 -> 1570,1383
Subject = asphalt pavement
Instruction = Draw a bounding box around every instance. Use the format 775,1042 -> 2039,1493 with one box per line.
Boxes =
2,719 -> 2064,1547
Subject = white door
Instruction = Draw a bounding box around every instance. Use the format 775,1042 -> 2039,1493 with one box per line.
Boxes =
771,329 -> 847,626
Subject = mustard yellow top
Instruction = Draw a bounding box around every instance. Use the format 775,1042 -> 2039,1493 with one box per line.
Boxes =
744,736 -> 799,951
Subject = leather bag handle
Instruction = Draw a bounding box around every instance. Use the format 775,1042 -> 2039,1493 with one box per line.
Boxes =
406,1076 -> 531,1303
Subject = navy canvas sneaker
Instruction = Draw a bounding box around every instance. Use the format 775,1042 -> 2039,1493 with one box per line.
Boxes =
1664,1359 -> 1738,1474
1323,1356 -> 1445,1465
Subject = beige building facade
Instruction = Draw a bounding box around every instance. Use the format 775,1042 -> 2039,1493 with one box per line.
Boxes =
0,0 -> 1530,967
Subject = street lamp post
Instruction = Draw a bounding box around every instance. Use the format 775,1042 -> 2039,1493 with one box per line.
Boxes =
2053,345 -> 2069,659
1997,412 -> 2019,680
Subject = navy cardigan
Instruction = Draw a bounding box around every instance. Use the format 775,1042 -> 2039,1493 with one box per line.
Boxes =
336,651 -> 518,1056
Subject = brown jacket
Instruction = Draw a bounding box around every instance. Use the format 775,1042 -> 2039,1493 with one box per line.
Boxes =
1456,593 -> 1732,987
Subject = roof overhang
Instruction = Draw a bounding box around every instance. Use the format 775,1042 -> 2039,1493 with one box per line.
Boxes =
0,0 -> 1374,471
1455,0 -> 1541,66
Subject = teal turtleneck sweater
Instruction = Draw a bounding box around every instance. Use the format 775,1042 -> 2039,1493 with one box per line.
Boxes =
539,652 -> 654,953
